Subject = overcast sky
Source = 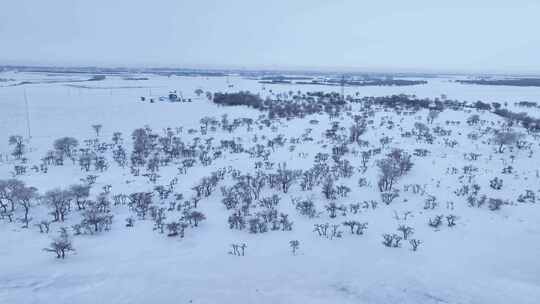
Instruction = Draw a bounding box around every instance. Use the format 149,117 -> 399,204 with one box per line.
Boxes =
1,0 -> 539,73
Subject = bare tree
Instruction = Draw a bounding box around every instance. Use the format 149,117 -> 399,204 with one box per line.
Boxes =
377,158 -> 400,192
492,130 -> 521,153
53,137 -> 79,160
112,132 -> 123,145
186,210 -> 206,227
0,179 -> 25,212
294,197 -> 317,218
289,240 -> 300,255
70,184 -> 90,210
343,220 -> 368,235
428,215 -> 443,228
15,184 -> 38,228
128,192 -> 153,219
43,227 -> 74,259
377,149 -> 413,192
409,239 -> 422,251
427,110 -> 439,124
36,220 -> 51,233
276,163 -> 299,193
382,233 -> 402,248
321,177 -> 336,200
324,202 -> 339,218
81,200 -> 113,233
43,188 -> 73,222
166,221 -> 188,237
9,135 -> 25,160
92,124 -> 103,137
397,225 -> 414,240
488,198 -> 505,211
349,120 -> 366,143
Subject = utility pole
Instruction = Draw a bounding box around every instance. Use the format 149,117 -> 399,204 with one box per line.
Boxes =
340,74 -> 346,102
23,88 -> 32,147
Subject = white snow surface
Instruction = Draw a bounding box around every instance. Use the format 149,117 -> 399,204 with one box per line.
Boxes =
1,71 -> 540,304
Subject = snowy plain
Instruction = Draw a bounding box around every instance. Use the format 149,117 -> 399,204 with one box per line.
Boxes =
1,71 -> 540,304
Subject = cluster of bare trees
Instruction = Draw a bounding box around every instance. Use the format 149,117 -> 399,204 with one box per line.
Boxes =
213,90 -> 349,120
7,86 -> 540,263
75,199 -> 113,234
313,223 -> 343,239
229,243 -> 247,256
343,221 -> 368,235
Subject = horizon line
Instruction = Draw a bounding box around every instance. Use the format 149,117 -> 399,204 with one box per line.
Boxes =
1,63 -> 539,78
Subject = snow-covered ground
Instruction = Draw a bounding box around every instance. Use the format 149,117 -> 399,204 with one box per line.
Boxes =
1,71 -> 540,304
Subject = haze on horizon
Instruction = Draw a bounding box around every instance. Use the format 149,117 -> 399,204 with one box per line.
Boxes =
1,0 -> 539,74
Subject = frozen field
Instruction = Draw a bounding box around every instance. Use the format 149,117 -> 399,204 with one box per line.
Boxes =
1,71 -> 540,304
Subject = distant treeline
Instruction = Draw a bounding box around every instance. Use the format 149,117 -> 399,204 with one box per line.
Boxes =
260,76 -> 313,81
213,91 -> 264,108
329,79 -> 427,86
516,101 -> 538,108
213,91 -> 345,119
352,94 -> 461,111
213,91 -> 540,131
456,78 -> 540,87
259,80 -> 293,84
157,71 -> 227,77
89,75 -> 106,81
269,79 -> 428,87
493,108 -> 540,130
123,77 -> 149,81
357,95 -> 540,131
2,75 -> 106,87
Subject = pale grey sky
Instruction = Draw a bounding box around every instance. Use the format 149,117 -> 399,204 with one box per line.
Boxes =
1,0 -> 539,73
